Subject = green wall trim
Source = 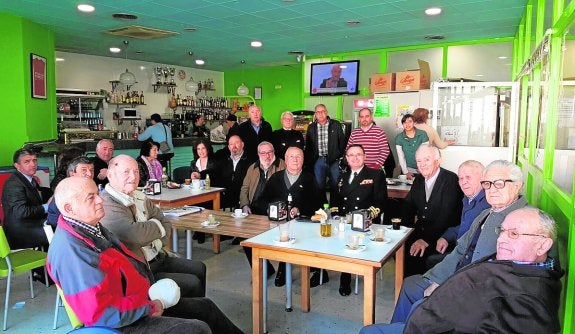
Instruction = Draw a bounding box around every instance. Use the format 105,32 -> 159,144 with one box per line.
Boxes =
553,0 -> 575,33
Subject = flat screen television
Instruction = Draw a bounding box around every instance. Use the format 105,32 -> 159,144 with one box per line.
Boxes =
310,60 -> 360,96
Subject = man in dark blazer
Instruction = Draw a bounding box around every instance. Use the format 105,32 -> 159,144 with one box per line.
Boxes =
402,144 -> 463,276
238,104 -> 273,162
2,148 -> 52,249
304,104 -> 346,204
253,147 -> 323,287
331,144 -> 388,296
272,111 -> 304,159
213,135 -> 253,209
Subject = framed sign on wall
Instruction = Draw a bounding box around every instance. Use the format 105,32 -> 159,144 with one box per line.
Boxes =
31,54 -> 47,99
254,87 -> 262,100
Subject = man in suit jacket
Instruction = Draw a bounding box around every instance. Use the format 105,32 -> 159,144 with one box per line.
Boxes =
253,147 -> 323,287
271,111 -> 304,160
332,144 -> 388,296
214,135 -> 253,209
402,144 -> 463,276
237,105 -> 273,162
2,148 -> 52,250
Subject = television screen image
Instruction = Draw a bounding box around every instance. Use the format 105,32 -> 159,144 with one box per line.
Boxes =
310,60 -> 360,96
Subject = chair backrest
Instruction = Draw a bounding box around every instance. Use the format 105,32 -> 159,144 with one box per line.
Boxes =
172,166 -> 192,184
57,286 -> 83,329
0,227 -> 12,258
0,173 -> 10,223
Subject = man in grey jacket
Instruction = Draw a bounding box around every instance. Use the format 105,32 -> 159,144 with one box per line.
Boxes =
391,160 -> 527,322
100,154 -> 206,298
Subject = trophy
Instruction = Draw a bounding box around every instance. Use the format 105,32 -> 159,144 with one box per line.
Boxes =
169,67 -> 175,84
154,67 -> 163,84
162,67 -> 170,84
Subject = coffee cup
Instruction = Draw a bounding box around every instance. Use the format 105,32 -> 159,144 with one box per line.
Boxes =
372,225 -> 386,241
184,178 -> 191,185
191,179 -> 201,189
398,174 -> 407,183
347,234 -> 359,249
278,222 -> 290,242
234,209 -> 243,217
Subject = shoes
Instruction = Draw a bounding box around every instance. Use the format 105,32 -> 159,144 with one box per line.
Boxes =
275,269 -> 286,287
267,263 -> 276,278
32,271 -> 54,286
231,237 -> 241,245
339,283 -> 352,296
220,235 -> 234,242
192,232 -> 205,244
310,269 -> 329,288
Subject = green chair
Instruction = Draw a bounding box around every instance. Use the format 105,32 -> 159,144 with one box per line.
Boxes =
0,226 -> 47,331
54,285 -> 83,330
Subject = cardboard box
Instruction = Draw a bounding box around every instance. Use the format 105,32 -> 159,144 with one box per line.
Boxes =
395,59 -> 431,91
370,73 -> 396,93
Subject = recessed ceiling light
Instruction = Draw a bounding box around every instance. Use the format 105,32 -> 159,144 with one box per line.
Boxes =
425,7 -> 442,16
195,59 -> 205,65
251,41 -> 263,48
498,56 -> 508,59
109,47 -> 121,53
55,57 -> 65,62
77,4 -> 95,13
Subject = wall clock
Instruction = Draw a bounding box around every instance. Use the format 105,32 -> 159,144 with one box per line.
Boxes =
178,69 -> 186,80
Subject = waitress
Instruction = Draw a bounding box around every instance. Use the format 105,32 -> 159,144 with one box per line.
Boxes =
135,141 -> 163,187
395,114 -> 429,180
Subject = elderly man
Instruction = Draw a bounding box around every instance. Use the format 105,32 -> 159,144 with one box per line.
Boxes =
240,141 -> 286,273
362,207 -> 562,334
253,147 -> 323,287
47,177 -> 243,333
238,104 -> 273,162
320,64 -> 347,88
391,159 -> 528,323
304,103 -> 346,203
332,144 -> 388,296
47,156 -> 94,226
2,148 -> 52,250
401,144 -> 463,276
346,108 -> 390,171
92,139 -> 114,186
100,155 -> 206,298
426,160 -> 491,268
214,135 -> 253,209
272,111 -> 304,159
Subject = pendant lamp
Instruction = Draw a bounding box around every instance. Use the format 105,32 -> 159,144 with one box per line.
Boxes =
119,40 -> 136,85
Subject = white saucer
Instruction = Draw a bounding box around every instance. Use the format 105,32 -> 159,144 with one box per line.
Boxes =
273,237 -> 296,244
344,244 -> 367,252
368,236 -> 392,243
404,180 -> 414,185
231,212 -> 249,219
201,221 -> 220,228
386,225 -> 407,233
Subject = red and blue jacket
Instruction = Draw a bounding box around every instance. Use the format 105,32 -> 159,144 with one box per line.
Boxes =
47,216 -> 157,328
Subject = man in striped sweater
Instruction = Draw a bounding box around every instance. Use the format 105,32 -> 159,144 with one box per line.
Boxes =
346,108 -> 390,171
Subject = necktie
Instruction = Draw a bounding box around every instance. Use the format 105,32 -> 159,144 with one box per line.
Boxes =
349,172 -> 358,184
31,177 -> 38,188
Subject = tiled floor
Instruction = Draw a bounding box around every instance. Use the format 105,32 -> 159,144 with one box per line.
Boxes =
0,234 -> 396,333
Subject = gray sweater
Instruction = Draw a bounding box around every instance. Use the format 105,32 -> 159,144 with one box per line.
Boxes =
424,196 -> 528,284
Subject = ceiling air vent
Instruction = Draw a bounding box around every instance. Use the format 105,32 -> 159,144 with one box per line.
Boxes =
106,25 -> 179,40
424,35 -> 445,40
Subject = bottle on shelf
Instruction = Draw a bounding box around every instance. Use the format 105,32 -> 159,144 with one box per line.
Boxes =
140,91 -> 144,104
204,174 -> 211,190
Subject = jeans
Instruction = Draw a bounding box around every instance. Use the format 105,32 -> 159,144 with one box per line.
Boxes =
359,323 -> 406,334
390,275 -> 430,323
313,157 -> 340,196
122,297 -> 244,334
150,251 -> 207,298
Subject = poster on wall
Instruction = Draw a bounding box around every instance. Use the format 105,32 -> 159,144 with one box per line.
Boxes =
31,54 -> 47,99
373,94 -> 390,118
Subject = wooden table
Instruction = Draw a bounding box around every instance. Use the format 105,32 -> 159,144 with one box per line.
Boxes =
148,186 -> 224,209
242,222 -> 413,334
169,209 -> 273,258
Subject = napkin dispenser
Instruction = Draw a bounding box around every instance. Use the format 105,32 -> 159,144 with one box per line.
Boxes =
268,201 -> 287,221
144,179 -> 162,195
351,209 -> 371,232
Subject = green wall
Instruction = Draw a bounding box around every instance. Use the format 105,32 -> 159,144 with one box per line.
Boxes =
0,13 -> 56,166
223,64 -> 303,130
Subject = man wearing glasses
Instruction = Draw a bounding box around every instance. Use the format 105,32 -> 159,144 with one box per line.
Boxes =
391,160 -> 529,323
361,207 -> 562,334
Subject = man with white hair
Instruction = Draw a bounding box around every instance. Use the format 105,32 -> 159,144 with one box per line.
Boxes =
47,176 -> 244,333
238,104 -> 273,162
361,207 -> 562,334
272,111 -> 304,159
391,159 -> 529,323
100,155 -> 206,298
92,139 -> 114,186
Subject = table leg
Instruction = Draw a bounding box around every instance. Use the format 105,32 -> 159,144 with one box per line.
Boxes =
395,243 -> 405,304
363,270 -> 376,325
263,258 -> 267,333
186,230 -> 192,260
172,228 -> 178,253
213,193 -> 220,210
252,250 -> 264,334
213,234 -> 221,254
301,266 -> 310,312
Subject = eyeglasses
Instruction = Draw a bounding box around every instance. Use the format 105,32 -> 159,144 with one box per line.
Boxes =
480,179 -> 514,189
258,151 -> 274,156
495,227 -> 547,239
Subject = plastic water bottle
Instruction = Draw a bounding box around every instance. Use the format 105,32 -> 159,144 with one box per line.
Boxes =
204,174 -> 211,190
161,167 -> 169,188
